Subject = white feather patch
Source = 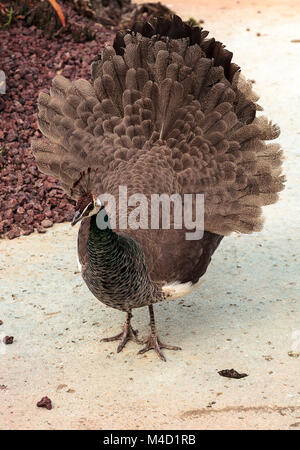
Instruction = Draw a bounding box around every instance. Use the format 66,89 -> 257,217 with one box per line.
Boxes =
162,280 -> 203,300
76,255 -> 82,272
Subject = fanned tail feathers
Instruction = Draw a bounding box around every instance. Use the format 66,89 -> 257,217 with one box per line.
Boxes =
32,15 -> 285,235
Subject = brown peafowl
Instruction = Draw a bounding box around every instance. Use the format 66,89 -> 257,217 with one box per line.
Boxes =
32,15 -> 285,361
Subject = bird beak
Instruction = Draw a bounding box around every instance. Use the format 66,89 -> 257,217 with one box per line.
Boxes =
71,211 -> 82,226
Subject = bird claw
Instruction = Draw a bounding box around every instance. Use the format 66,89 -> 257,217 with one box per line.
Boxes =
101,325 -> 142,353
138,334 -> 181,361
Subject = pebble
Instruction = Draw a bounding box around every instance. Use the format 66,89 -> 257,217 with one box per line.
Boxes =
36,396 -> 52,410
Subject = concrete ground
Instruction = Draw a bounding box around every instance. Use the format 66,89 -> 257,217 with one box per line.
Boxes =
0,0 -> 300,430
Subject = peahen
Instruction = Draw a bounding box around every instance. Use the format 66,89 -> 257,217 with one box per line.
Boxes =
32,15 -> 285,361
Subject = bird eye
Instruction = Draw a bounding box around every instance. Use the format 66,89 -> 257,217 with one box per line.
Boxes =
87,203 -> 94,213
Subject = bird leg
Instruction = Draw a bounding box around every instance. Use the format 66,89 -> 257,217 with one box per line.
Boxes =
138,305 -> 181,361
101,311 -> 141,353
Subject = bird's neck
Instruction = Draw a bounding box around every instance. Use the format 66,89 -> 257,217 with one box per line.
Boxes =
85,210 -> 161,308
88,211 -> 117,246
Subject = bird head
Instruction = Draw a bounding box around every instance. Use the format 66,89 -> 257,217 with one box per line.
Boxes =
71,192 -> 102,226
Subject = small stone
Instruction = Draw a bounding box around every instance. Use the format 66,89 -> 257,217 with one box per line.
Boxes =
6,130 -> 18,142
4,336 -> 14,345
218,369 -> 248,379
3,210 -> 13,219
6,198 -> 18,210
41,219 -> 53,228
37,396 -> 52,410
7,228 -> 20,239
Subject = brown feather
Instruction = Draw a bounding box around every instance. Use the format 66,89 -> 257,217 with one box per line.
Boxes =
32,14 -> 284,244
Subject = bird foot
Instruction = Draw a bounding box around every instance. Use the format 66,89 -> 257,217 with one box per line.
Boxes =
138,334 -> 181,362
101,325 -> 142,353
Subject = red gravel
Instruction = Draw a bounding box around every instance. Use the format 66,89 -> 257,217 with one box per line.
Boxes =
3,336 -> 14,345
0,16 -> 114,239
36,396 -> 52,410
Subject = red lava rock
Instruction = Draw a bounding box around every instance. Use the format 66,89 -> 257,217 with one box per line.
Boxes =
5,199 -> 18,210
41,219 -> 53,228
23,226 -> 34,235
6,130 -> 18,142
0,11 -> 114,240
37,396 -> 52,410
3,336 -> 14,345
35,213 -> 45,222
7,228 -> 21,240
4,210 -> 13,220
44,210 -> 52,218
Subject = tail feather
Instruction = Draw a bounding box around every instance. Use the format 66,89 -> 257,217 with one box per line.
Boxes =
32,14 -> 284,235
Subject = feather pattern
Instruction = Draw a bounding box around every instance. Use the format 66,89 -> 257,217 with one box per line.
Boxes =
32,15 -> 285,237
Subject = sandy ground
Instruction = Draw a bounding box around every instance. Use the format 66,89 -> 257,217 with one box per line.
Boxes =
1,0 -> 300,430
